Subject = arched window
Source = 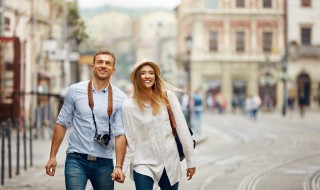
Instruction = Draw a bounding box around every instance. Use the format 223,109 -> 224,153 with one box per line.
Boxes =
297,73 -> 311,105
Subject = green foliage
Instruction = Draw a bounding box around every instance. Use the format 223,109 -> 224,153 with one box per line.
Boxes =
67,3 -> 89,45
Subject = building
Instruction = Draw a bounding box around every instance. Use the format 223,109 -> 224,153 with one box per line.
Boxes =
177,0 -> 286,111
287,0 -> 320,109
0,0 -> 80,122
133,11 -> 179,86
81,9 -> 179,88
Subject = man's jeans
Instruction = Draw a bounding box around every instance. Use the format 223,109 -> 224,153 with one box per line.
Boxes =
65,153 -> 114,190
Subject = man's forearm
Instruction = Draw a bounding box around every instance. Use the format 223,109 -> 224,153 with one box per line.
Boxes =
50,123 -> 67,158
115,135 -> 126,167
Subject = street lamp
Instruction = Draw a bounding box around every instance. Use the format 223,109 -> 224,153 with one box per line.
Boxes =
282,0 -> 289,116
184,36 -> 192,127
279,65 -> 290,115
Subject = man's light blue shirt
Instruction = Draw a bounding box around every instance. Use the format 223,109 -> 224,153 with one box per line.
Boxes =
57,80 -> 127,159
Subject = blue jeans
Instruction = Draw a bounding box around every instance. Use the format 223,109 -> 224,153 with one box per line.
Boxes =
65,153 -> 114,190
193,111 -> 202,134
133,169 -> 179,190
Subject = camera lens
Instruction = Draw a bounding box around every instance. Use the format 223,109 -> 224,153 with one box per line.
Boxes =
102,135 -> 111,145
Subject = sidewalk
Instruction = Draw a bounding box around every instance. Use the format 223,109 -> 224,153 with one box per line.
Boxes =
0,127 -> 67,190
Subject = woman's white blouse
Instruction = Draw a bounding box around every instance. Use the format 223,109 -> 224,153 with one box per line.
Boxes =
122,90 -> 196,186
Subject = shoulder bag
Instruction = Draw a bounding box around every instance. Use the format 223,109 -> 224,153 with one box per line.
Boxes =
166,92 -> 196,161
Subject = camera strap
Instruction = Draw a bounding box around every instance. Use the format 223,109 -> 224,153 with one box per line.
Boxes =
87,80 -> 113,135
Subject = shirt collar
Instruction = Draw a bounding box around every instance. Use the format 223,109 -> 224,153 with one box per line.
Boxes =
91,82 -> 109,93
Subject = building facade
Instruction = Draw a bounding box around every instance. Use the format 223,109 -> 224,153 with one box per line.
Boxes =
177,0 -> 286,111
287,0 -> 320,109
0,0 -> 80,121
133,11 -> 179,86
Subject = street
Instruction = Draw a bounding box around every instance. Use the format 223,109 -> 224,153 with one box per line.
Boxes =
1,110 -> 320,190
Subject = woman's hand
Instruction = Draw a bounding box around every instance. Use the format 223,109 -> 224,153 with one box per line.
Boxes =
186,167 -> 196,180
111,167 -> 126,183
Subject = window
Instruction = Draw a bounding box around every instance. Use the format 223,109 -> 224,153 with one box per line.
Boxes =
209,31 -> 218,52
236,0 -> 245,8
301,27 -> 311,45
206,0 -> 219,9
301,0 -> 311,7
263,0 -> 272,8
5,17 -> 10,31
236,31 -> 245,52
263,32 -> 273,52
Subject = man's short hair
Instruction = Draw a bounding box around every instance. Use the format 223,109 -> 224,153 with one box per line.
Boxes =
93,50 -> 116,66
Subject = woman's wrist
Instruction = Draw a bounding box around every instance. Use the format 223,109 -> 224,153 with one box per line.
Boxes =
115,165 -> 122,169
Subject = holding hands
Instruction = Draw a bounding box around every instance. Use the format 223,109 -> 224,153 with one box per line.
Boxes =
111,166 -> 126,183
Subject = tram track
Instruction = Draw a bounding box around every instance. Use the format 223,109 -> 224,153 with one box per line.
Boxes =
304,169 -> 320,190
237,152 -> 320,190
198,119 -> 277,190
197,113 -> 320,190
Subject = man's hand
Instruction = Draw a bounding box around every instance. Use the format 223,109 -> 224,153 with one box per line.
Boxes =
45,158 -> 57,176
111,167 -> 126,183
186,167 -> 196,180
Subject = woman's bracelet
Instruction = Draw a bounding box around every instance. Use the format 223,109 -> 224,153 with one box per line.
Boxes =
115,166 -> 122,169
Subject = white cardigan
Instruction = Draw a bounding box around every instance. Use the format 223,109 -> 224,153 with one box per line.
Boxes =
122,90 -> 196,186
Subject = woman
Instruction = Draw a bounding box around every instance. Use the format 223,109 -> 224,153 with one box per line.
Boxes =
121,60 -> 196,190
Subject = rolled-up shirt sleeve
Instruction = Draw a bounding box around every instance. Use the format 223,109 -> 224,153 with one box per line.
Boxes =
56,86 -> 75,128
111,94 -> 127,137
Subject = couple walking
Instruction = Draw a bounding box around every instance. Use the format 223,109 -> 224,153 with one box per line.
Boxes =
45,50 -> 196,190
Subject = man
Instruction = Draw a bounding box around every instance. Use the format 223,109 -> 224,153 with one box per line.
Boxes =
45,50 -> 127,190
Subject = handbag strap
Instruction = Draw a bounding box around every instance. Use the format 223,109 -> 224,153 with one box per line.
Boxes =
165,91 -> 178,137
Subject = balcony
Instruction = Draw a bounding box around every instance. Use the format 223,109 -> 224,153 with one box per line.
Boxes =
290,44 -> 320,59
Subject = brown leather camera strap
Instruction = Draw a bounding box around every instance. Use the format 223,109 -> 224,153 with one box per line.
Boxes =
87,80 -> 113,135
87,80 -> 113,117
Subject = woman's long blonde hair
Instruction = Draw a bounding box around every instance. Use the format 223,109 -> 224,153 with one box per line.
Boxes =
132,63 -> 178,115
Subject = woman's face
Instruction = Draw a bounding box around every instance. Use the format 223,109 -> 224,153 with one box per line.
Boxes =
139,64 -> 155,89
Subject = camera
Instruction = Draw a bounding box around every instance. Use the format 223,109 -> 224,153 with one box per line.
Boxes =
94,132 -> 111,146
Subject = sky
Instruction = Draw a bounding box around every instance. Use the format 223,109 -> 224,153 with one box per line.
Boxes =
78,0 -> 181,8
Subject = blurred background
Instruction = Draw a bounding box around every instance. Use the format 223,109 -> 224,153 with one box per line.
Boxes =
0,0 -> 319,122
0,0 -> 319,189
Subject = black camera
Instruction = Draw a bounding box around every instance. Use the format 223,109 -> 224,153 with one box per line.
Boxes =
94,132 -> 111,146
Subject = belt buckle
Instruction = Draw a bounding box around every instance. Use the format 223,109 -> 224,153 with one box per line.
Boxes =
87,155 -> 97,161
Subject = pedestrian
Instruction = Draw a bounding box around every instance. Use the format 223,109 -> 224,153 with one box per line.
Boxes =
250,94 -> 261,120
181,93 -> 190,119
45,50 -> 127,190
192,90 -> 203,134
120,60 -> 196,190
288,95 -> 295,116
215,92 -> 226,114
298,91 -> 307,117
206,94 -> 214,112
231,96 -> 238,113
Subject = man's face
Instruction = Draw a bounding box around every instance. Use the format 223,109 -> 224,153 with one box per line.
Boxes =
91,54 -> 115,80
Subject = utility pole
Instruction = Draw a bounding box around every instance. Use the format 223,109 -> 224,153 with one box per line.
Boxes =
62,2 -> 70,88
282,0 -> 289,116
0,0 -> 4,36
0,0 -> 4,98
